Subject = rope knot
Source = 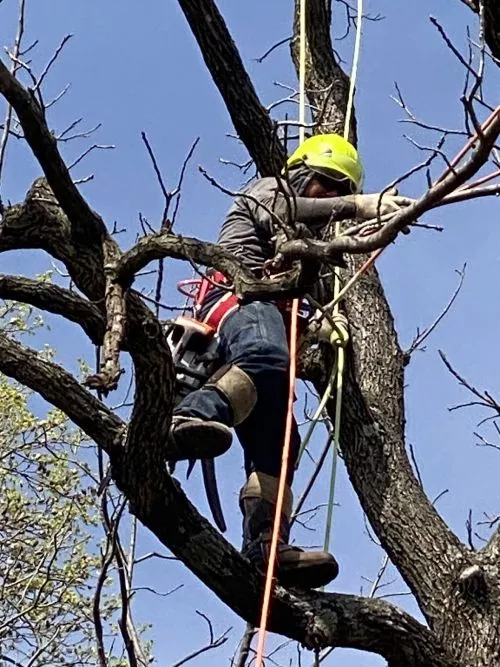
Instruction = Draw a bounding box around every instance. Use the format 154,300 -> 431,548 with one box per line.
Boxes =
329,312 -> 349,348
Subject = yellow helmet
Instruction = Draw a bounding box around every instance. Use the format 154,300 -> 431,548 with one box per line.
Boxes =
286,134 -> 363,193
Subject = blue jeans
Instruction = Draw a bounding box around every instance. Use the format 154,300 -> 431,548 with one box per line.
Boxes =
174,300 -> 300,483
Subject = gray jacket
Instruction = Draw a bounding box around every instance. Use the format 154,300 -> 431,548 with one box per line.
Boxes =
217,168 -> 356,272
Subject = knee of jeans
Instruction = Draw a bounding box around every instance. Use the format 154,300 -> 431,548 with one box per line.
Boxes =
234,340 -> 290,373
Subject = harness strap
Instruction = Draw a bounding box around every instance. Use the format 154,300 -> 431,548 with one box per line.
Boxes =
202,290 -> 240,331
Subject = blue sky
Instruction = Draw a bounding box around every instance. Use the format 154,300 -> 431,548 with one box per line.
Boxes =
1,1 -> 499,665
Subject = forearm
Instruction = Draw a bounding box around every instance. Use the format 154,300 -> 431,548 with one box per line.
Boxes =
294,195 -> 357,225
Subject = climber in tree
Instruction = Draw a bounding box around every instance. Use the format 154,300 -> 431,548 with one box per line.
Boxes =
164,134 -> 415,588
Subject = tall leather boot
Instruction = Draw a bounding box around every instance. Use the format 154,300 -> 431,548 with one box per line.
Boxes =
240,472 -> 339,589
165,365 -> 257,462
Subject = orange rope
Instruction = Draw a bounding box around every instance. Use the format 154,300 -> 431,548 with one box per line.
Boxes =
254,298 -> 299,666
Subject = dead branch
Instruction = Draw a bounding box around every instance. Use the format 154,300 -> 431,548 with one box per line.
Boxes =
405,265 -> 466,363
84,247 -> 126,394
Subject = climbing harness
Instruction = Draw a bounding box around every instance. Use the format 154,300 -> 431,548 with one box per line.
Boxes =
165,271 -> 313,534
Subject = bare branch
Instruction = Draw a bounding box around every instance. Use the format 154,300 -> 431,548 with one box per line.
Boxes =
0,0 -> 27,184
439,350 -> 500,416
405,265 -> 466,362
0,55 -> 108,239
171,613 -> 230,666
34,34 -> 73,97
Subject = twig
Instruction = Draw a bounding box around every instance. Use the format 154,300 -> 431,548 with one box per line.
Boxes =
133,551 -> 179,565
291,435 -> 333,528
45,82 -> 71,110
475,430 -> 500,452
430,16 -> 479,81
369,554 -> 391,597
405,264 -> 466,361
141,130 -> 171,227
171,612 -> 231,667
439,351 -> 500,416
408,443 -> 424,488
0,0 -> 26,184
34,34 -> 73,98
132,289 -> 187,312
466,509 -> 476,550
392,81 -> 466,137
432,489 -> 449,506
254,36 -> 292,63
58,120 -> 102,142
171,136 -> 200,225
68,143 -> 115,170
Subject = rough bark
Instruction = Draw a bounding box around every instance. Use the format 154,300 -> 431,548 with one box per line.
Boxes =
0,274 -> 105,343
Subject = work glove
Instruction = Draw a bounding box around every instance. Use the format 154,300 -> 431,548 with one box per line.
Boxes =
352,187 -> 416,220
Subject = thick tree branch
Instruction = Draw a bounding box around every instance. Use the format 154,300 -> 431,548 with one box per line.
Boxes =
0,331 -> 123,453
117,231 -> 322,300
0,274 -> 105,344
176,0 -> 285,175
